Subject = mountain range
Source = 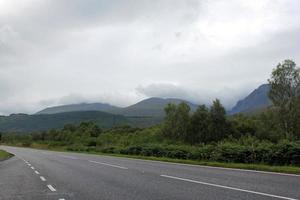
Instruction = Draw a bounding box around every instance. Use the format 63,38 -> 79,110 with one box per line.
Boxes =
0,85 -> 272,133
229,84 -> 272,115
37,97 -> 199,117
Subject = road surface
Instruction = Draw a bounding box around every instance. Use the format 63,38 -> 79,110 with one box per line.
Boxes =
0,146 -> 299,200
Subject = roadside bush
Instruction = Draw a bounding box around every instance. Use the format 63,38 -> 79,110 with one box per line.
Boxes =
22,141 -> 32,147
66,144 -> 88,152
211,143 -> 248,163
269,141 -> 300,165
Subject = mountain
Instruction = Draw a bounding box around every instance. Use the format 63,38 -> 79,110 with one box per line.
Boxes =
229,84 -> 272,115
0,97 -> 199,133
36,103 -> 121,115
0,111 -> 128,133
121,97 -> 198,117
35,97 -> 199,117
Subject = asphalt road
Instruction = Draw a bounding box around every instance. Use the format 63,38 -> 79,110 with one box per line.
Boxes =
0,146 -> 300,200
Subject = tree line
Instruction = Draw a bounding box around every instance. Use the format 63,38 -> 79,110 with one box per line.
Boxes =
162,59 -> 300,144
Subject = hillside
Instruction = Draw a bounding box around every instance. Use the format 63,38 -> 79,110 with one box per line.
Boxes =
0,111 -> 128,133
36,97 -> 199,117
37,103 -> 121,115
120,97 -> 198,117
229,84 -> 272,115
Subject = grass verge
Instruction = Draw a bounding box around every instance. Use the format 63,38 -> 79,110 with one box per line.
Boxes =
5,143 -> 300,175
0,149 -> 13,161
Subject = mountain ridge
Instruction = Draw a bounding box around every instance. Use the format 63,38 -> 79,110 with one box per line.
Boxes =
229,84 -> 272,115
36,97 -> 199,117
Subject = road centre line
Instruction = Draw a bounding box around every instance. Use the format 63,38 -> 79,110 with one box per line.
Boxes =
88,160 -> 128,170
59,155 -> 78,160
160,175 -> 298,200
34,170 -> 40,175
40,176 -> 46,181
47,184 -> 57,192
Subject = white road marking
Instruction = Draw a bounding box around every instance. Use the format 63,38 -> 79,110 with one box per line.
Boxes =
41,152 -> 52,155
58,199 -> 65,200
47,185 -> 56,192
34,170 -> 40,175
40,176 -> 46,181
115,156 -> 300,177
59,155 -> 78,160
31,166 -> 35,170
89,160 -> 128,169
160,175 -> 298,200
28,163 -> 31,166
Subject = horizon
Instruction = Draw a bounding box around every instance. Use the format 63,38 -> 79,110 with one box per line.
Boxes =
1,0 -> 299,115
2,83 -> 267,116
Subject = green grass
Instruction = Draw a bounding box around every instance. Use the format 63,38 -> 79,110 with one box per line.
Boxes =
5,143 -> 300,175
0,150 -> 13,161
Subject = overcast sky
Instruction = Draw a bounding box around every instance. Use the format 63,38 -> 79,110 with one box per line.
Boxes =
0,0 -> 300,115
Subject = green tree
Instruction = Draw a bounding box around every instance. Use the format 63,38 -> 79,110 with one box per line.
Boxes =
162,103 -> 177,138
176,102 -> 191,142
162,102 -> 191,141
208,99 -> 228,142
268,59 -> 300,138
189,105 -> 209,144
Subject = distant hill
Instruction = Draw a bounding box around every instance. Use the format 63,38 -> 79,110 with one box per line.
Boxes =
120,97 -> 198,117
229,84 -> 272,115
35,97 -> 199,117
36,103 -> 120,115
0,111 -> 128,133
0,98 -> 199,133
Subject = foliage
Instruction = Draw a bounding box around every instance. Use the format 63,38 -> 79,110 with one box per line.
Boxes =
268,59 -> 300,139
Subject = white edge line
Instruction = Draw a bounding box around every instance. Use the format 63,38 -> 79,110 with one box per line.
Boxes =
89,160 -> 128,169
40,176 -> 46,181
160,175 -> 298,200
108,156 -> 300,177
47,184 -> 56,192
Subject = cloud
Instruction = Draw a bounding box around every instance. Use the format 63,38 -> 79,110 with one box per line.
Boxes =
0,0 -> 300,114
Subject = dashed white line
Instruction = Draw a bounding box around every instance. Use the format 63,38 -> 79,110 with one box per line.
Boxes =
47,184 -> 56,192
40,176 -> 46,181
31,166 -> 35,170
58,198 -> 65,200
160,175 -> 298,200
34,170 -> 40,175
41,152 -> 52,155
28,163 -> 31,166
89,160 -> 128,169
59,155 -> 78,160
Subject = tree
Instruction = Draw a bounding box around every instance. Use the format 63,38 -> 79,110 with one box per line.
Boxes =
162,103 -> 177,138
189,105 -> 209,144
208,99 -> 228,142
268,59 -> 300,138
162,102 -> 191,141
176,102 -> 191,142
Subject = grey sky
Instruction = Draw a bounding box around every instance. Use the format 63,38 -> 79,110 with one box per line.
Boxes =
0,0 -> 300,115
